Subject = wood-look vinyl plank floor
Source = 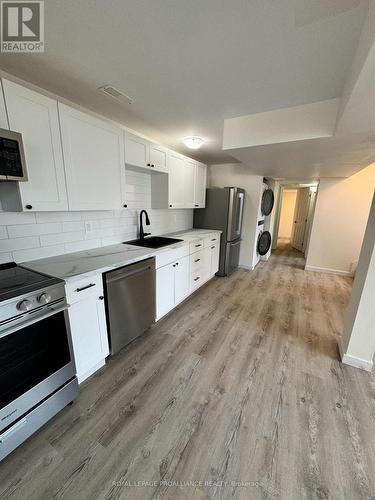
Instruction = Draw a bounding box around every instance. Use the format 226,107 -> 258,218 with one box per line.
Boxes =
1,243 -> 374,500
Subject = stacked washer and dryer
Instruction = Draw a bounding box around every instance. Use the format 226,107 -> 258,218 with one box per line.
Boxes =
253,180 -> 275,268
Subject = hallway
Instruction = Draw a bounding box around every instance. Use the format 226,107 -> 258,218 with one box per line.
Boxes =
1,246 -> 374,500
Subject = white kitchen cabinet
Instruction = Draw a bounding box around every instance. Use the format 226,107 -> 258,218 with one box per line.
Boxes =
156,254 -> 190,320
1,79 -> 68,211
210,243 -> 220,276
59,103 -> 126,210
149,142 -> 168,173
168,151 -> 186,208
156,262 -> 175,319
174,255 -> 190,304
184,160 -> 196,208
125,131 -> 150,170
66,275 -> 109,384
194,162 -> 207,208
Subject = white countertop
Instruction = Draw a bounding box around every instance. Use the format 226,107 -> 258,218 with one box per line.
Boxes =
24,229 -> 221,283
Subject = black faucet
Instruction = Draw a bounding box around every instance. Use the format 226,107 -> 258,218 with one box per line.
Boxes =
139,210 -> 151,240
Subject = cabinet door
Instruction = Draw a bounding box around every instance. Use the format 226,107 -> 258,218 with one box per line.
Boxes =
210,244 -> 220,276
2,79 -> 68,211
149,143 -> 168,173
184,161 -> 196,208
68,295 -> 106,383
174,255 -> 190,304
168,152 -> 185,208
194,163 -> 207,208
125,132 -> 150,169
156,263 -> 175,320
97,296 -> 110,358
59,103 -> 126,210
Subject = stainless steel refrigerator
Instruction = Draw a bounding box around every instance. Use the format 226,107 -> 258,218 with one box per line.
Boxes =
194,187 -> 245,276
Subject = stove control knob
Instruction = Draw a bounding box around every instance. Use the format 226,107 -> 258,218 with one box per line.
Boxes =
17,299 -> 33,312
38,293 -> 52,305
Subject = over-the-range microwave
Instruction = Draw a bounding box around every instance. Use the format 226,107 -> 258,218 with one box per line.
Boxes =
0,128 -> 28,181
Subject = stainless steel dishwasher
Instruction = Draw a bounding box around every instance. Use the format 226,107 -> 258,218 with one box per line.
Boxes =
103,257 -> 155,355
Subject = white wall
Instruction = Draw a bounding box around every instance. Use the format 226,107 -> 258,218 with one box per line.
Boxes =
0,170 -> 193,263
305,163 -> 375,275
339,193 -> 375,371
208,163 -> 263,269
278,189 -> 297,239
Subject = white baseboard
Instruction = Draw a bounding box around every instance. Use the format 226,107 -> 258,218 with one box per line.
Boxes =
304,265 -> 353,277
338,340 -> 373,372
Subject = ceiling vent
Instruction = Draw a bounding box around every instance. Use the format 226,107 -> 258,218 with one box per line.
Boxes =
98,85 -> 133,105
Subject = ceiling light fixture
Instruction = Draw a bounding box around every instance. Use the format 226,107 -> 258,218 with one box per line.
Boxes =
183,136 -> 205,149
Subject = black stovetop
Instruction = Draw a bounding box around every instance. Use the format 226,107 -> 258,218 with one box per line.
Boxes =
0,262 -> 63,302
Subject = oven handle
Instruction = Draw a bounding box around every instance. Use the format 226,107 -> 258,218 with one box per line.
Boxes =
0,304 -> 70,340
0,418 -> 27,443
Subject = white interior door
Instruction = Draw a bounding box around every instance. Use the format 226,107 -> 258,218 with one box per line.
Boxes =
291,187 -> 310,251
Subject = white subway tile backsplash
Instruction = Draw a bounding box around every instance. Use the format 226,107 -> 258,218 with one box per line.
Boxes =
1,236 -> 40,252
40,231 -> 85,247
35,212 -> 82,223
64,239 -> 102,253
62,221 -> 85,232
0,171 -> 193,263
0,212 -> 37,225
14,245 -> 66,262
7,222 -> 63,238
0,252 -> 12,264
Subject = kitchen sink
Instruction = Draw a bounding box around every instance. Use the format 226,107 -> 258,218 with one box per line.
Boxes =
124,236 -> 183,249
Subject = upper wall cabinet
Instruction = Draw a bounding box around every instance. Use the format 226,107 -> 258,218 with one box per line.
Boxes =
194,162 -> 207,208
149,142 -> 168,173
125,131 -> 168,173
168,151 -> 186,208
151,151 -> 207,209
125,131 -> 149,170
59,103 -> 126,211
2,79 -> 68,211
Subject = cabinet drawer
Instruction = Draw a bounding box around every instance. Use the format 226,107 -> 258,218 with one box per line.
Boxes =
190,272 -> 206,292
189,239 -> 204,254
155,244 -> 189,269
190,248 -> 205,272
204,234 -> 220,248
65,274 -> 103,303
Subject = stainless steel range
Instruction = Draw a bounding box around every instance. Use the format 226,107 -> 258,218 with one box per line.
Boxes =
0,262 -> 78,461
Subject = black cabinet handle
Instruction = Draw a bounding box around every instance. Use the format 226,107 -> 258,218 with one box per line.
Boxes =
99,296 -> 104,300
211,238 -> 216,241
169,204 -> 172,208
147,163 -> 151,166
25,204 -> 33,210
175,262 -> 179,266
195,244 -> 201,248
123,204 -> 128,208
76,283 -> 96,292
151,164 -> 155,168
195,204 -> 199,207
194,258 -> 200,263
194,277 -> 200,282
211,246 -> 215,249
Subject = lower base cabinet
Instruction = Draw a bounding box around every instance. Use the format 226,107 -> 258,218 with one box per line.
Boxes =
155,234 -> 221,321
66,275 -> 109,384
156,255 -> 190,320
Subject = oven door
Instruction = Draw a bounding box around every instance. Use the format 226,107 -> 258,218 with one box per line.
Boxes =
0,305 -> 76,432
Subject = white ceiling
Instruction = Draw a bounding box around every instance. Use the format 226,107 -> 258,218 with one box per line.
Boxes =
0,0 -> 370,164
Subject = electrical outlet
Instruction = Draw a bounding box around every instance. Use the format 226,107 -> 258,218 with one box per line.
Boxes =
85,221 -> 93,235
